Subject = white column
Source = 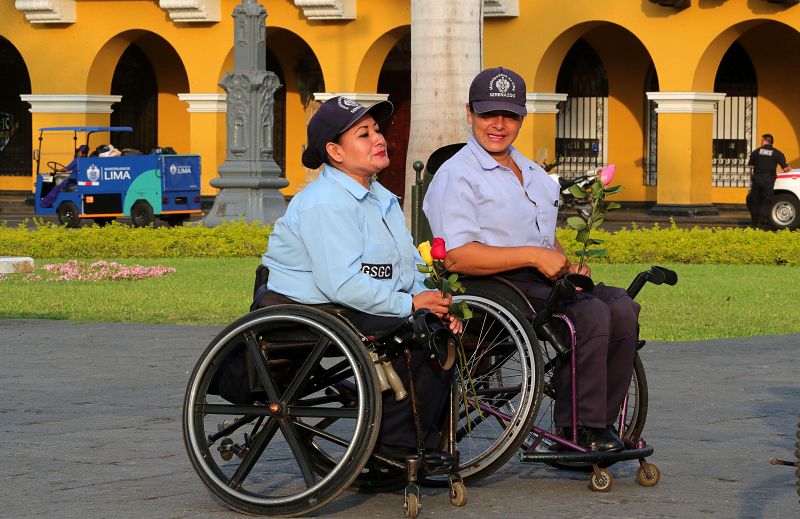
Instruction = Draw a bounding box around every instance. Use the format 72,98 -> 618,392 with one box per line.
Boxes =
526,92 -> 568,114
313,92 -> 390,107
20,95 -> 121,113
178,93 -> 227,112
646,92 -> 726,113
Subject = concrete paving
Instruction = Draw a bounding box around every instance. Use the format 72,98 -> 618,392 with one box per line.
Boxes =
0,319 -> 797,518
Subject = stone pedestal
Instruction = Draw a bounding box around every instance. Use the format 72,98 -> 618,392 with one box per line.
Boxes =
204,0 -> 288,227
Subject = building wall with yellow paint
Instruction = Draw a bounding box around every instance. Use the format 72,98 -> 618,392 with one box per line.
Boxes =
2,0 -> 799,210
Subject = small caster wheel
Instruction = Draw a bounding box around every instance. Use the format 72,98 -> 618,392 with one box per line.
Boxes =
637,462 -> 661,487
589,469 -> 613,492
404,492 -> 419,518
449,480 -> 468,507
218,438 -> 233,461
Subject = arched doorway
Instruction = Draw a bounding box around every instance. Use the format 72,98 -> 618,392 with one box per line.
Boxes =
110,43 -> 157,154
555,39 -> 608,178
377,34 -> 410,199
712,42 -> 757,188
0,37 -> 31,177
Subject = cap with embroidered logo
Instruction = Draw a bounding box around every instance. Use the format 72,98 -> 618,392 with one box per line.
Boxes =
302,96 -> 394,169
469,67 -> 527,117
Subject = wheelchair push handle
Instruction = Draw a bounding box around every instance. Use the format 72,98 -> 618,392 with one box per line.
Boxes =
626,265 -> 678,299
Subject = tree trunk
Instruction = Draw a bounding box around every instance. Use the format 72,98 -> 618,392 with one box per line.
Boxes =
405,0 -> 483,219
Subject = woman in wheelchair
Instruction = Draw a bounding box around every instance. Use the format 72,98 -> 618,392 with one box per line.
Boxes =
423,67 -> 639,453
260,96 -> 462,460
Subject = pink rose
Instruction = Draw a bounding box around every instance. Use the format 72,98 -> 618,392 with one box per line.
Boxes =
599,164 -> 615,186
431,237 -> 447,260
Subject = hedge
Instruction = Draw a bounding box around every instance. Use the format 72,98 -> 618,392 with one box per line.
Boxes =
1,219 -> 798,265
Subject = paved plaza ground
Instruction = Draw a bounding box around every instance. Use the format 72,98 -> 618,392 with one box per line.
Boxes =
0,319 -> 797,518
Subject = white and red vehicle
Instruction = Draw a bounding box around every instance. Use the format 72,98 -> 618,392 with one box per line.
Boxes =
771,171 -> 800,230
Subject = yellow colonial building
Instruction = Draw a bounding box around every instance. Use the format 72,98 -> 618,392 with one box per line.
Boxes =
2,0 -> 800,214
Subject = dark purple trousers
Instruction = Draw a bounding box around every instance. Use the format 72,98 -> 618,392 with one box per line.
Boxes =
505,273 -> 640,428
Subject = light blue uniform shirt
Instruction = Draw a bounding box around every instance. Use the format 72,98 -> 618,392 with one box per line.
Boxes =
264,164 -> 428,317
423,136 -> 560,251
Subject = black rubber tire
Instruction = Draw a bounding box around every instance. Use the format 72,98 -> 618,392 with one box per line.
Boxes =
130,200 -> 155,227
182,305 -> 381,516
770,193 -> 800,230
164,215 -> 189,227
425,289 -> 543,485
56,201 -> 81,228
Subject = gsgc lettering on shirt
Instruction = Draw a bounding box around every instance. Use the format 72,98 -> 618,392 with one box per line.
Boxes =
361,263 -> 392,280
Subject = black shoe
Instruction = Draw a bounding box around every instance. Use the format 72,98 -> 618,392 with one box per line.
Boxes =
561,426 -> 624,452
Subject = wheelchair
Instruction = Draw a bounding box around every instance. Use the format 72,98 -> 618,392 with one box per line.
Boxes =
411,144 -> 679,491
182,266 -> 545,516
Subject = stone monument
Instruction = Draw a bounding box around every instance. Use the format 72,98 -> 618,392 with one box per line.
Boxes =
204,0 -> 288,227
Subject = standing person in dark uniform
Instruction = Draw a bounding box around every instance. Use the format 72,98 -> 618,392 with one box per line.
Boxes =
261,96 -> 461,457
747,133 -> 791,229
423,67 -> 639,452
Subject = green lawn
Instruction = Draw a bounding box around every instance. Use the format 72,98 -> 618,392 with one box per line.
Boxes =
2,259 -> 799,342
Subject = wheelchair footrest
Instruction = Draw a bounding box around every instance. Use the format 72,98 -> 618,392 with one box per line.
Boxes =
519,445 -> 654,464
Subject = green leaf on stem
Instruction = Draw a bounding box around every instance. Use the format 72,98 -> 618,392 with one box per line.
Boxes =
416,264 -> 432,273
567,184 -> 588,199
603,185 -> 624,195
423,277 -> 437,289
567,216 -> 587,230
605,201 -> 622,211
448,273 -> 458,283
576,228 -> 590,244
590,214 -> 604,228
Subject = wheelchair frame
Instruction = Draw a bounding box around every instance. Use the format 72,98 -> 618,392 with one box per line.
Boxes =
449,265 -> 677,492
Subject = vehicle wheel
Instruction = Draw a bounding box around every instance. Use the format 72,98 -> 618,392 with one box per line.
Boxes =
529,345 -> 648,471
57,201 -> 81,228
589,468 -> 613,492
165,215 -> 189,227
636,462 -> 660,487
770,193 -> 800,230
46,160 -> 67,173
93,218 -> 113,226
423,290 -> 542,486
131,201 -> 155,227
404,493 -> 419,519
449,481 -> 468,507
182,306 -> 381,516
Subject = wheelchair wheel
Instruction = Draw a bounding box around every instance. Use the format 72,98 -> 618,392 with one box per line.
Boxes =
182,305 -> 381,516
525,328 -> 648,471
430,290 -> 543,484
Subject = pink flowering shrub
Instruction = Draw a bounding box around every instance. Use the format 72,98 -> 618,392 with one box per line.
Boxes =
28,260 -> 177,281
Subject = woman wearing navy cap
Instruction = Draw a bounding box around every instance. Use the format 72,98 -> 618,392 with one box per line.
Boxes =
260,96 -> 460,456
424,67 -> 640,452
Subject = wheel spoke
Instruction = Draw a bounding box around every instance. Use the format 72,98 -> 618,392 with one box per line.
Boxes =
229,417 -> 279,489
280,419 -> 317,488
244,330 -> 282,404
281,336 -> 330,403
288,406 -> 358,419
197,403 -> 273,416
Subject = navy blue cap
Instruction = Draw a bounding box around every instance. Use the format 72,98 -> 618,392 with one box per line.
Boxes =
77,144 -> 90,153
302,96 -> 394,169
469,67 -> 527,117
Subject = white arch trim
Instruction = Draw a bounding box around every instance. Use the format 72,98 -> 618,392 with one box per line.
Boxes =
313,92 -> 389,107
15,0 -> 75,24
526,92 -> 568,114
647,92 -> 727,114
20,94 -> 121,114
159,0 -> 220,22
294,0 -> 356,20
485,0 -> 519,17
178,93 -> 227,112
